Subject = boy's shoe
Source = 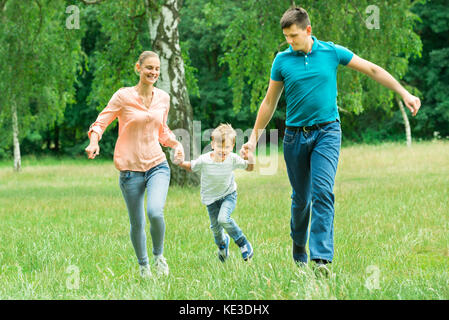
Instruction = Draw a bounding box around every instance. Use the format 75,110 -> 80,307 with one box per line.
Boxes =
239,240 -> 254,261
139,264 -> 152,279
218,234 -> 230,262
312,259 -> 331,278
154,255 -> 169,276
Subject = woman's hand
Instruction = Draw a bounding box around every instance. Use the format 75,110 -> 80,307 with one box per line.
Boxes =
85,143 -> 100,159
173,142 -> 185,165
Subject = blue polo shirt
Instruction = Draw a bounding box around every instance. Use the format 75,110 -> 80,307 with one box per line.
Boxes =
271,36 -> 354,127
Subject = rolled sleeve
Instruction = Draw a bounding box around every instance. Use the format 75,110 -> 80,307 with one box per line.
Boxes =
88,90 -> 122,140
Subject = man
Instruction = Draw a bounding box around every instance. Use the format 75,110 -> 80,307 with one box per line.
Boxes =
240,7 -> 420,276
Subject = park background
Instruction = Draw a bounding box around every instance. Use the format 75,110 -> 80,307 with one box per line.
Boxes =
0,0 -> 448,300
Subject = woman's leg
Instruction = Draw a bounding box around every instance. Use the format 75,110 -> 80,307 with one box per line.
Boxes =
145,161 -> 171,256
119,171 -> 148,266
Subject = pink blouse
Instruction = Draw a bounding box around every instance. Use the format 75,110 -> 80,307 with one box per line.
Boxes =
88,86 -> 178,172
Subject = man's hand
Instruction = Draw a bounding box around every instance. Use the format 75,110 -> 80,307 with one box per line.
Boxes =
402,93 -> 421,117
240,141 -> 256,160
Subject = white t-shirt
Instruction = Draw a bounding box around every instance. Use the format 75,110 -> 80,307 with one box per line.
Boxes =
191,152 -> 248,205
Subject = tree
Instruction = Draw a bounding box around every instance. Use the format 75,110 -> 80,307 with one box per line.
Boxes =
0,0 -> 83,171
218,0 -> 422,124
405,0 -> 449,139
81,0 -> 198,185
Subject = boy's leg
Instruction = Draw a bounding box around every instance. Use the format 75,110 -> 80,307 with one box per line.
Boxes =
216,191 -> 245,245
309,122 -> 341,263
119,171 -> 149,266
207,200 -> 226,247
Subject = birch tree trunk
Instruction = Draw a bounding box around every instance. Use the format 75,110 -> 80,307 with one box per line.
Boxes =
147,0 -> 199,185
11,102 -> 21,172
396,96 -> 412,147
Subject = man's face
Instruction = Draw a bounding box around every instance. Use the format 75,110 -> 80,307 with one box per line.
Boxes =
283,24 -> 312,52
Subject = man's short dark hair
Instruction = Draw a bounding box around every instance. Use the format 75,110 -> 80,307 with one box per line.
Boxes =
280,7 -> 311,30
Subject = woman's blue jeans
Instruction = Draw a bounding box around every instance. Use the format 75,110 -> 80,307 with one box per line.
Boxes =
283,121 -> 341,263
119,161 -> 170,266
206,191 -> 245,247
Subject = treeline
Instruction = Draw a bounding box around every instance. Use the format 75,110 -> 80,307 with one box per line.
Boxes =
0,0 -> 447,161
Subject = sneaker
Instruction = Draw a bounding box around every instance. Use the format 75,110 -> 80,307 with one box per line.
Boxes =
153,255 -> 169,276
239,240 -> 254,261
218,234 -> 230,262
313,260 -> 331,278
139,264 -> 152,279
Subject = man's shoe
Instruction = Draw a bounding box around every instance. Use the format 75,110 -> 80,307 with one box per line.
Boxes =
292,241 -> 308,266
239,240 -> 254,261
153,255 -> 169,276
218,234 -> 230,262
312,259 -> 331,278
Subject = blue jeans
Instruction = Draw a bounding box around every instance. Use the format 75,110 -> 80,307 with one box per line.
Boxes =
206,191 -> 245,247
119,161 -> 170,266
283,121 -> 341,262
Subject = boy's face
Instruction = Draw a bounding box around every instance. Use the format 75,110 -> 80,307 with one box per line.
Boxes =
211,139 -> 234,161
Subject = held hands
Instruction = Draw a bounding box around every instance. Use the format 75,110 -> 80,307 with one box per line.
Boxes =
402,93 -> 421,117
173,142 -> 185,165
240,141 -> 256,161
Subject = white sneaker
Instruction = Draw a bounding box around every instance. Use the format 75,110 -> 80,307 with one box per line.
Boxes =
139,264 -> 152,279
154,255 -> 169,276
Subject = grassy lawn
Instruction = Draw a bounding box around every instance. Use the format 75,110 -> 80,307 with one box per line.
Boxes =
0,141 -> 448,299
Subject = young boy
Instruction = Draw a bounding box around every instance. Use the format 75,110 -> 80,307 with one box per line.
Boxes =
176,123 -> 254,262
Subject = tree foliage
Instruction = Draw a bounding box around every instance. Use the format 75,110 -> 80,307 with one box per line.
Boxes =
0,0 -> 83,157
219,0 -> 422,116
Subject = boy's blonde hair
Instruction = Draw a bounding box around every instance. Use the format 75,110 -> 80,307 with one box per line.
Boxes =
211,123 -> 236,145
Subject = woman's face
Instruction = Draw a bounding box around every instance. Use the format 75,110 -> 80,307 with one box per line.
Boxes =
138,57 -> 160,85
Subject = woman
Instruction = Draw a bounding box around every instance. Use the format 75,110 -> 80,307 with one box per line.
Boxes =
85,51 -> 184,278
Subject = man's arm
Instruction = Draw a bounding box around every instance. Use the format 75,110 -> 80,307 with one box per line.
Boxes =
240,80 -> 284,157
346,55 -> 421,116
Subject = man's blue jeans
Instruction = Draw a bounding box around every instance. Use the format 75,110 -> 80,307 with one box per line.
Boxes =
206,191 -> 245,247
119,161 -> 170,266
283,121 -> 341,263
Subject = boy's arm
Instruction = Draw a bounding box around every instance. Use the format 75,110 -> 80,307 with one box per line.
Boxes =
178,161 -> 192,172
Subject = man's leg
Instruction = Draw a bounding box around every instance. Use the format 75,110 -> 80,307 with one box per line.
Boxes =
283,129 -> 312,264
309,122 -> 341,263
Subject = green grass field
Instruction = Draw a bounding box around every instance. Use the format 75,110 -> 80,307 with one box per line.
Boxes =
0,141 -> 448,300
